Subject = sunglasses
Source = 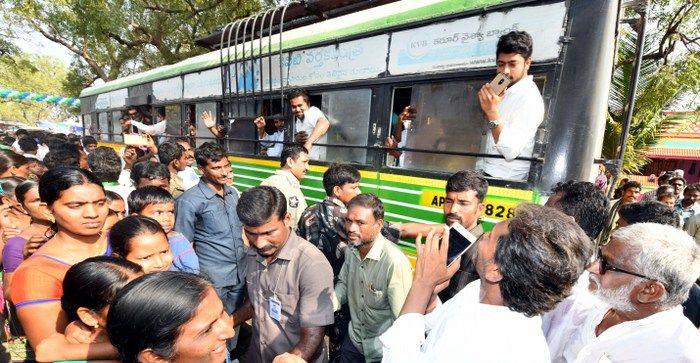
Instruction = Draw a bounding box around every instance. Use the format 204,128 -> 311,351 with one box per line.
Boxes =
596,249 -> 655,281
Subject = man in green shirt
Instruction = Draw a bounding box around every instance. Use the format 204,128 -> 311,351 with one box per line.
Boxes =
333,194 -> 413,363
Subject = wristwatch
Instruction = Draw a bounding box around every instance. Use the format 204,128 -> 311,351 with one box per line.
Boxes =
488,119 -> 501,130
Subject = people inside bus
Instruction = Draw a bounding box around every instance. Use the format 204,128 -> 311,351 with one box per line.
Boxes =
9,167 -> 110,350
128,186 -> 199,273
32,256 -> 143,362
254,114 -> 286,157
233,185 -> 334,363
175,137 -> 201,190
174,142 -> 247,352
475,31 -> 544,181
333,194 -> 413,363
289,88 -> 330,161
201,109 -> 227,139
380,204 -> 591,362
260,145 -> 309,229
384,105 -> 415,168
157,141 -> 189,198
107,271 -> 234,363
122,106 -> 165,136
553,223 -> 700,362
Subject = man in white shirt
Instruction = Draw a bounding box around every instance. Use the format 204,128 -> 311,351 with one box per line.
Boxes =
380,203 -> 591,362
260,145 -> 309,228
122,106 -> 167,136
476,31 -> 544,181
289,88 -> 330,161
254,115 -> 286,158
175,137 -> 200,190
557,223 -> 700,362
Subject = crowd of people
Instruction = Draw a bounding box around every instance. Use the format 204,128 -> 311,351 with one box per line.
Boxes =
0,29 -> 696,363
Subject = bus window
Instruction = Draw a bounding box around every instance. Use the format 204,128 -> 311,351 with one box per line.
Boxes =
194,102 -> 218,147
387,80 -> 485,172
318,88 -> 371,164
111,111 -> 123,143
83,114 -> 92,136
224,100 -> 256,156
98,112 -> 109,141
164,104 -> 182,136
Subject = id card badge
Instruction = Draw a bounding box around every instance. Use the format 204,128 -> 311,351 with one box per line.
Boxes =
269,295 -> 282,321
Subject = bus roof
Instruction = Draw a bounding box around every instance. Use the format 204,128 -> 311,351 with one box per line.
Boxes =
80,0 -> 513,98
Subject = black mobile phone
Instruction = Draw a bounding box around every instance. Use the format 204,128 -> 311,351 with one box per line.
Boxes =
446,223 -> 478,267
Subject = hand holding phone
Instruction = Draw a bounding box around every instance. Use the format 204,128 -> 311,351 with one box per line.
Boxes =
489,73 -> 512,96
124,133 -> 149,146
446,223 -> 478,267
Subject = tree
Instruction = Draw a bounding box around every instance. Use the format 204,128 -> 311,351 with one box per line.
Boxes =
604,0 -> 700,173
7,0 -> 266,97
0,53 -> 72,124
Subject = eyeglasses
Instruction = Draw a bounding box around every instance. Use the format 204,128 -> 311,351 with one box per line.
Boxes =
595,249 -> 655,281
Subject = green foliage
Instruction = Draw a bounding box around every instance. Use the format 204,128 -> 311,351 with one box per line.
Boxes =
0,53 -> 72,124
6,0 -> 266,97
604,0 -> 700,174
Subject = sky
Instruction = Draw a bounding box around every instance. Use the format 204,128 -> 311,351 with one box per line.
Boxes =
15,28 -> 74,66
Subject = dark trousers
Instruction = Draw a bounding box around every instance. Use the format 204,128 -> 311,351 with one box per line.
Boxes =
340,334 -> 366,363
329,304 -> 351,362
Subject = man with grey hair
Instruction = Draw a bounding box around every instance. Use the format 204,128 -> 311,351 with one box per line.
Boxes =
558,223 -> 700,362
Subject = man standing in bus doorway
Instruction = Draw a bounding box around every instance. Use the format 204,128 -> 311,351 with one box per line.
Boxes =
476,31 -> 544,181
289,88 -> 331,161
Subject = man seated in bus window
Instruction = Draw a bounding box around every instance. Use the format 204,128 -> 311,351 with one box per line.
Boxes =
254,114 -> 286,157
122,106 -> 165,136
476,31 -> 544,181
289,88 -> 330,161
384,105 -> 415,168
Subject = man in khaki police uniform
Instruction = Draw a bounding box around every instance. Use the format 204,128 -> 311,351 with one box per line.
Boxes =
261,145 -> 309,230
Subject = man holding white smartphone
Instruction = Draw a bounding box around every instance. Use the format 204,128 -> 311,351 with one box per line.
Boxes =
476,31 -> 544,181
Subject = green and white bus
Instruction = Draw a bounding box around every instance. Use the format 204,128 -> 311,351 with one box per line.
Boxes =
79,0 -> 620,257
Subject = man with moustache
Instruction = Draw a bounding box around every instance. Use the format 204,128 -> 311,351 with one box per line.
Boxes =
599,180 -> 641,245
174,142 -> 248,353
558,223 -> 700,362
380,204 -> 591,362
261,145 -> 310,229
400,170 -> 487,301
333,194 -> 412,363
233,186 -> 334,363
289,88 -> 331,160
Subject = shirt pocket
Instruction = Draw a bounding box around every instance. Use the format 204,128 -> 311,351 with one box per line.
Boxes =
200,210 -> 227,235
275,292 -> 300,326
366,289 -> 386,310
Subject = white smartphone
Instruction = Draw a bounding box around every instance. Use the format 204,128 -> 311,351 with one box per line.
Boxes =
446,223 -> 478,267
124,133 -> 149,146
